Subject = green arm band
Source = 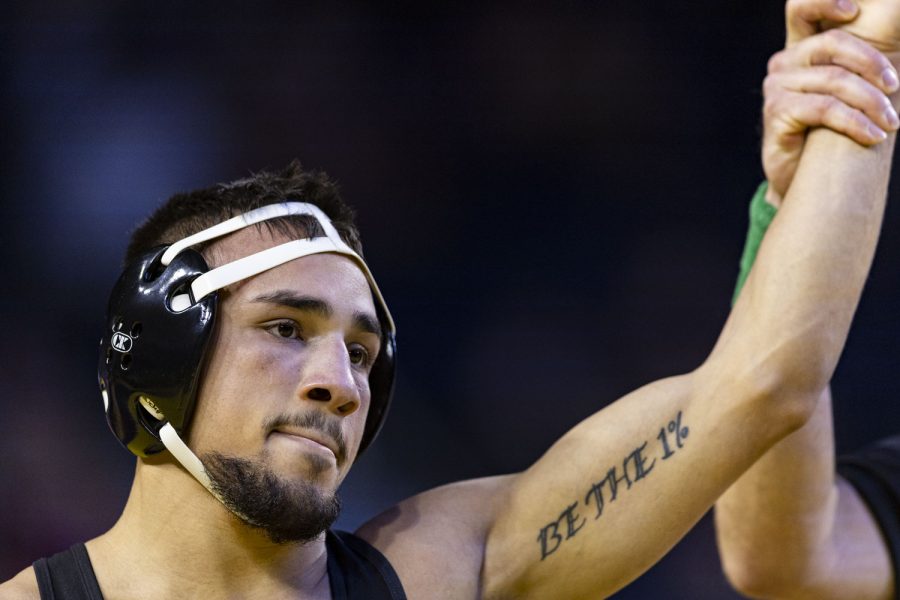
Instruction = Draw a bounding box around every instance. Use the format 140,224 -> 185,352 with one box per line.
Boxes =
732,181 -> 778,306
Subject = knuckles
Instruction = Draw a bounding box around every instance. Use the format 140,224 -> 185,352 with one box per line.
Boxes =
822,27 -> 848,46
761,73 -> 792,113
767,51 -> 787,74
820,64 -> 850,87
819,96 -> 843,121
762,72 -> 781,97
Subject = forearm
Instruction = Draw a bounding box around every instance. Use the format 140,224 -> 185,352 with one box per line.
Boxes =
716,387 -> 839,597
708,126 -> 895,592
718,187 -> 893,597
716,388 -> 894,600
718,184 -> 841,594
711,123 -> 895,415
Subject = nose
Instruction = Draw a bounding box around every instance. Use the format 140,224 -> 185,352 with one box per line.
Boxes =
297,337 -> 361,417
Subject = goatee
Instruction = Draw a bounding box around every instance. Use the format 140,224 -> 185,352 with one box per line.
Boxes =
203,452 -> 341,544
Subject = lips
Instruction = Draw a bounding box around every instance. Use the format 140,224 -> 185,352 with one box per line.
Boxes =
273,428 -> 340,461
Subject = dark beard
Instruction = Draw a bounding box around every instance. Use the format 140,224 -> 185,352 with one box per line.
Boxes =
203,452 -> 341,544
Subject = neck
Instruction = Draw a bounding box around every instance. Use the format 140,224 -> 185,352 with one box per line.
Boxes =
87,459 -> 332,600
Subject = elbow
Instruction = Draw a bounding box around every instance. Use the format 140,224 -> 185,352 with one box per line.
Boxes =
708,369 -> 818,444
758,366 -> 823,435
719,544 -> 809,600
715,494 -> 829,600
710,350 -> 828,438
756,336 -> 832,405
720,556 -> 769,599
774,352 -> 832,408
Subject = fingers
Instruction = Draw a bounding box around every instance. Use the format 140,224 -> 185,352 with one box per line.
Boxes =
769,29 -> 900,96
762,86 -> 887,202
760,27 -> 900,200
766,83 -> 891,145
764,66 -> 899,140
786,0 -> 858,47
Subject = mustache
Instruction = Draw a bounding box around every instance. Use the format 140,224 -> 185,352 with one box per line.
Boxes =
263,411 -> 348,464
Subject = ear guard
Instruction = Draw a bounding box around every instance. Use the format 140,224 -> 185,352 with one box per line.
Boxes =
98,202 -> 396,466
99,246 -> 216,456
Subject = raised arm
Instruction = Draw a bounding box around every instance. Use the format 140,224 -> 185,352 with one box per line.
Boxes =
356,2 -> 899,597
477,3 -> 899,598
716,1 -> 899,598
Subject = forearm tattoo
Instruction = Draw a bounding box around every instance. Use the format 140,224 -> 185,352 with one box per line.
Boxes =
536,411 -> 690,560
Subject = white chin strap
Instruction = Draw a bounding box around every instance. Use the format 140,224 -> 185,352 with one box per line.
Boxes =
148,201 -> 395,503
159,420 -> 252,520
138,396 -> 218,497
159,422 -> 215,490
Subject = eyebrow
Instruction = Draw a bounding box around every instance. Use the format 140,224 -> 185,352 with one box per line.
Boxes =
252,290 -> 381,337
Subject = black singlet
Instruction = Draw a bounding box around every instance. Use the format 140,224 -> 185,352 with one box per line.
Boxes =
32,530 -> 406,600
838,434 -> 900,600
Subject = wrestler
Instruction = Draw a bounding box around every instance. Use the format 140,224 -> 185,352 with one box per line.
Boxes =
1,0 -> 898,597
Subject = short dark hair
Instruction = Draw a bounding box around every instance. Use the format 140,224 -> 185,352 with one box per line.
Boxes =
125,159 -> 363,265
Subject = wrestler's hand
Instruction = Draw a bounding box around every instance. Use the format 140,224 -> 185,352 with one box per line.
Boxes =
788,0 -> 900,51
786,0 -> 858,46
764,0 -> 899,206
834,0 -> 900,52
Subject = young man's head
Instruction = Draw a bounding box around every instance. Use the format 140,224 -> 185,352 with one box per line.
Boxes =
102,160 -> 394,543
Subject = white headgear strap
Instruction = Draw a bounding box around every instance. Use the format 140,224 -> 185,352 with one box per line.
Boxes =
161,202 -> 394,332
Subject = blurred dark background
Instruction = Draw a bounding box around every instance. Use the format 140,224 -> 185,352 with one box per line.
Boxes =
3,1 -> 899,597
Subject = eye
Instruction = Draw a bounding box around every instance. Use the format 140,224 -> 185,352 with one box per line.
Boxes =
348,345 -> 370,367
267,320 -> 302,340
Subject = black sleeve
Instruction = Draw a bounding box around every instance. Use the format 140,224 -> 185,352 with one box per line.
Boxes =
837,435 -> 900,599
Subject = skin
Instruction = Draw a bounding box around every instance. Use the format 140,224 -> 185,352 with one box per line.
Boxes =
1,2 -> 899,597
716,1 -> 900,598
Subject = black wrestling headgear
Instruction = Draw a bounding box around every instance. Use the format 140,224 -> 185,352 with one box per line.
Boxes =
98,202 -> 396,481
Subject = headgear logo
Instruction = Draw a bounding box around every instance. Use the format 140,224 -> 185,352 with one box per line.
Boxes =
111,332 -> 133,353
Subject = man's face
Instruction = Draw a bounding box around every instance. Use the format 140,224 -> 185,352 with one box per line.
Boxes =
186,226 -> 382,540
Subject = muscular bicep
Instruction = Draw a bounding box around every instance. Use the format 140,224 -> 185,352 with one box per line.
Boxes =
481,370 -> 792,599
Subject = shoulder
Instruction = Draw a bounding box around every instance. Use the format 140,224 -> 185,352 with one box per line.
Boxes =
355,474 -> 517,599
0,566 -> 40,600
